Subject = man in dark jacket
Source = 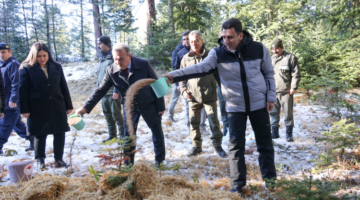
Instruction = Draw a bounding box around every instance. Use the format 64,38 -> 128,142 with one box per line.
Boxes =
0,43 -> 32,155
97,36 -> 124,143
163,18 -> 277,195
270,39 -> 301,142
76,43 -> 166,166
166,31 -> 187,122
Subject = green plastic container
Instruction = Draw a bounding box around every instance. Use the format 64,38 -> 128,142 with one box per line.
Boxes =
150,77 -> 172,98
68,114 -> 85,131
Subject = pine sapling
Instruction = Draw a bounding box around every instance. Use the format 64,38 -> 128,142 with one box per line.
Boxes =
319,119 -> 360,162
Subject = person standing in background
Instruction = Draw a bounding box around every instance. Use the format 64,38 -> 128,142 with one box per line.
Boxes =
0,43 -> 32,155
270,38 -> 301,142
97,36 -> 124,143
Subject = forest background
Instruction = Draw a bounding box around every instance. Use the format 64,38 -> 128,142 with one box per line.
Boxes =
0,0 -> 359,87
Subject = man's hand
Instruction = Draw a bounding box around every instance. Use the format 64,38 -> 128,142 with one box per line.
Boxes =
66,109 -> 73,115
0,113 -> 3,119
183,90 -> 191,99
290,89 -> 296,95
22,113 -> 30,118
162,74 -> 174,86
9,102 -> 17,108
267,102 -> 274,112
112,92 -> 119,100
75,107 -> 88,116
159,111 -> 164,116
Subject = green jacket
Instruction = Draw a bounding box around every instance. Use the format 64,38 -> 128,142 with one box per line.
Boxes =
97,53 -> 115,96
271,50 -> 301,93
179,47 -> 218,103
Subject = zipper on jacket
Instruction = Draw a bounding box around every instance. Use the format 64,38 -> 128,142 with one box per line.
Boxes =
235,51 -> 251,113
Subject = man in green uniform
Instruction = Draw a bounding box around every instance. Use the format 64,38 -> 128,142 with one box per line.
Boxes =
97,36 -> 124,142
270,39 -> 301,142
179,31 -> 226,157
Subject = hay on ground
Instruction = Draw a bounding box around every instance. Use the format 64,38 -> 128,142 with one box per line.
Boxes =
59,177 -> 98,199
0,184 -> 22,200
130,163 -> 157,199
124,78 -> 156,137
19,173 -> 69,200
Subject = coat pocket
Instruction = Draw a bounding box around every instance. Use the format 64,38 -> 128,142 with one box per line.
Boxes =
29,93 -> 41,99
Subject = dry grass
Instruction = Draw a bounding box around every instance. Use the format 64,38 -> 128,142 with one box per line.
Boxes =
124,79 -> 156,137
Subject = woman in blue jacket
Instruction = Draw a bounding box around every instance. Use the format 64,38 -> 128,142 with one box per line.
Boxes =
19,42 -> 73,170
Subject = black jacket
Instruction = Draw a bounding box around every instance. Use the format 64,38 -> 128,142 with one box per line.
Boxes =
0,65 -> 5,113
19,61 -> 73,136
83,56 -> 165,115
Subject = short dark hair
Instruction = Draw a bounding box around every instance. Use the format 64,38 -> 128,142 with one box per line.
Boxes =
222,18 -> 243,35
182,31 -> 190,36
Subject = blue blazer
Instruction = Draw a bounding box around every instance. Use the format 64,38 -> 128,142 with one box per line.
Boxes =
83,56 -> 165,126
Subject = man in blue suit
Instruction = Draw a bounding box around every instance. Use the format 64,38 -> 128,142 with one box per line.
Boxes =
0,43 -> 32,155
76,43 -> 166,167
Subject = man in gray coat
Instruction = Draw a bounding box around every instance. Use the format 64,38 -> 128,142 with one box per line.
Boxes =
163,18 -> 277,195
270,39 -> 301,142
179,30 -> 225,157
97,36 -> 124,142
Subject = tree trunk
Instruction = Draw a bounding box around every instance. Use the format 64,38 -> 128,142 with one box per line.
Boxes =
146,0 -> 156,45
168,0 -> 174,33
80,0 -> 85,59
51,0 -> 57,60
92,0 -> 102,58
44,0 -> 51,50
31,0 -> 38,41
21,0 -> 30,49
2,0 -> 8,43
101,0 -> 105,35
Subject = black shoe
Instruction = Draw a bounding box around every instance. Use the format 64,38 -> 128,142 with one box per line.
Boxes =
25,136 -> 34,151
102,136 -> 115,143
271,126 -> 279,139
156,161 -> 162,169
214,146 -> 227,157
265,181 -> 276,191
230,189 -> 242,197
286,126 -> 294,142
37,158 -> 47,171
187,147 -> 202,157
55,159 -> 70,168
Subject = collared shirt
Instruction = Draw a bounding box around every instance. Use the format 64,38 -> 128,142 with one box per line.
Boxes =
113,60 -> 131,74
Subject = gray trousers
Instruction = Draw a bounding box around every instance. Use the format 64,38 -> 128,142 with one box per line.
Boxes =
188,100 -> 222,148
270,93 -> 294,127
167,85 -> 181,119
102,95 -> 124,137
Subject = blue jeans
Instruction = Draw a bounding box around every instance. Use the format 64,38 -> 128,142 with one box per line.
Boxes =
0,110 -> 28,146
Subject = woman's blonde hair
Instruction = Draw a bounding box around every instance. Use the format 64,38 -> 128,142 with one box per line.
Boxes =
21,42 -> 55,68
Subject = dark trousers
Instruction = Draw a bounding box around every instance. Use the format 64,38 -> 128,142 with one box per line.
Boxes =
0,110 -> 28,146
228,108 -> 276,191
34,133 -> 65,160
123,104 -> 165,165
